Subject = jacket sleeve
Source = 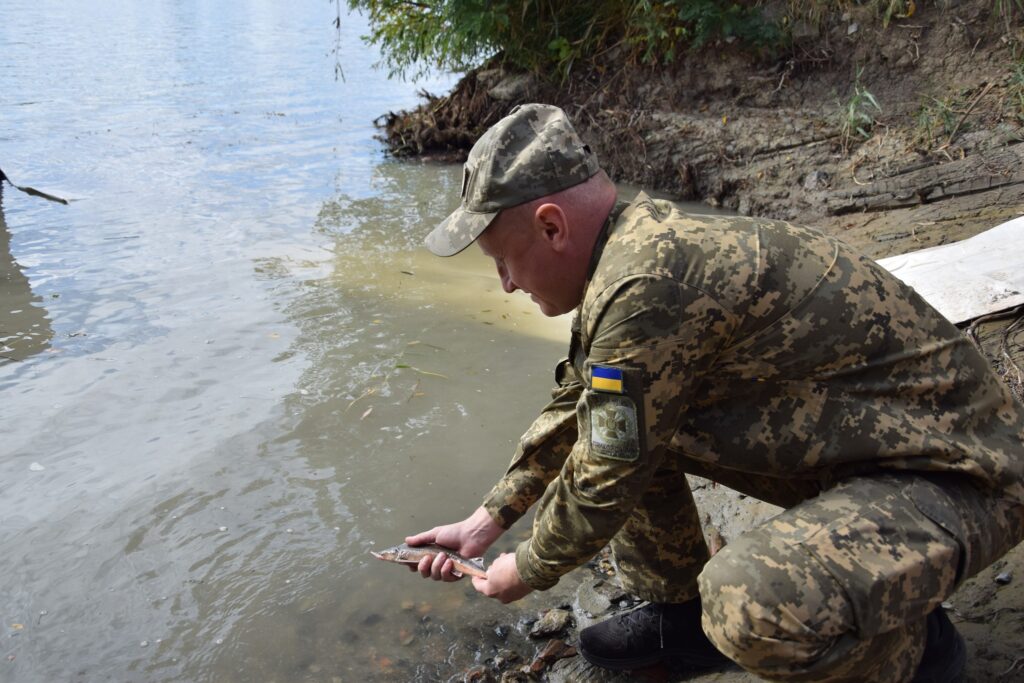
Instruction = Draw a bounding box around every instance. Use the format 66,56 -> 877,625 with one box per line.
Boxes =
515,275 -> 736,590
481,359 -> 584,529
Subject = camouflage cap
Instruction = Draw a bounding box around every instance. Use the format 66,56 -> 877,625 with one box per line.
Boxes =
425,103 -> 600,257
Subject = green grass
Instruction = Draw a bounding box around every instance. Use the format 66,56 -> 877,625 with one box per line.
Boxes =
840,68 -> 882,151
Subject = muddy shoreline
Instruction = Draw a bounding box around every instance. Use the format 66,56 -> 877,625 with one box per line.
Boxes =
376,1 -> 1023,680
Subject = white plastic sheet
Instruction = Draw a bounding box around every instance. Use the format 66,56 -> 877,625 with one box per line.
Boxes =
877,215 -> 1024,324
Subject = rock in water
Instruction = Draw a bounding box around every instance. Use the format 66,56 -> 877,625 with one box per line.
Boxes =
529,608 -> 573,638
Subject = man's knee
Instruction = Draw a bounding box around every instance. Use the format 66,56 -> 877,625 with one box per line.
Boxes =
698,528 -> 855,676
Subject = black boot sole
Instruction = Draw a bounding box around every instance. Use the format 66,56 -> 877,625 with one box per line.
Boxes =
580,646 -> 729,671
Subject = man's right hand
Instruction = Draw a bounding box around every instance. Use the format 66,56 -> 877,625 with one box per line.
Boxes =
405,505 -> 505,582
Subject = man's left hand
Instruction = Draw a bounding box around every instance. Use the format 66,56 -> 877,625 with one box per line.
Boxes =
472,552 -> 533,604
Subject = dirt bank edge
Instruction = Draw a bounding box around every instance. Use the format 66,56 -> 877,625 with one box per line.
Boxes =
380,0 -> 1023,263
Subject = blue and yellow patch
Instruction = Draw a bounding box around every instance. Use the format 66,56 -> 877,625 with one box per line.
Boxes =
591,365 -> 623,393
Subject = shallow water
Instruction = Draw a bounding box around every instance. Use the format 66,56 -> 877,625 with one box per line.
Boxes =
1,3 -> 576,681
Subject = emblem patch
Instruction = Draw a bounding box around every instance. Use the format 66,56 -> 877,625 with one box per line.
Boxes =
587,392 -> 639,461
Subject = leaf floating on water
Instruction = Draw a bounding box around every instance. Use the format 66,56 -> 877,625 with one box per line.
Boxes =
346,387 -> 377,411
406,379 -> 421,403
360,407 -> 373,420
399,270 -> 414,276
11,624 -> 24,630
394,364 -> 447,379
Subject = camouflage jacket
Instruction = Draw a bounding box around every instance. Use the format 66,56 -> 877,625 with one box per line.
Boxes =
482,193 -> 1024,591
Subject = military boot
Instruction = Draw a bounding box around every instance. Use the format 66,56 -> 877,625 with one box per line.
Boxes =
910,607 -> 966,683
578,598 -> 730,671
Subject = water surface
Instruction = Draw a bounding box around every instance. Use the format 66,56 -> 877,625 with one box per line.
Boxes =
1,3 -> 575,681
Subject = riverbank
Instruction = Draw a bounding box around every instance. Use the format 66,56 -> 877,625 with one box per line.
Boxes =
376,1 -> 1024,680
381,0 -> 1023,256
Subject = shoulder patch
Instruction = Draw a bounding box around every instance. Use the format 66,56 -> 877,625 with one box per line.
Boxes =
586,392 -> 639,462
591,365 -> 623,393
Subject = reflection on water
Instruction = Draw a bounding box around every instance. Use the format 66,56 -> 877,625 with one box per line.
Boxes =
0,186 -> 53,363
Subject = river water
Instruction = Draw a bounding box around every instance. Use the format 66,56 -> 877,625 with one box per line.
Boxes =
1,3 -> 578,681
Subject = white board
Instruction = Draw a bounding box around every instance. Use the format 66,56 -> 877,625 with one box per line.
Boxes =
877,215 -> 1024,324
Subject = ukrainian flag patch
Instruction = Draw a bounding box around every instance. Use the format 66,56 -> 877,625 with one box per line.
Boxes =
591,365 -> 624,393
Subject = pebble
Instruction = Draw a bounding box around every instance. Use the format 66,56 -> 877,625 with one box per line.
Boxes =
995,571 -> 1013,585
529,638 -> 578,674
492,650 -> 521,671
529,608 -> 573,639
462,665 -> 490,682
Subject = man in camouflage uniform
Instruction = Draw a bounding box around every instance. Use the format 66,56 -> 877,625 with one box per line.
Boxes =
408,103 -> 1024,682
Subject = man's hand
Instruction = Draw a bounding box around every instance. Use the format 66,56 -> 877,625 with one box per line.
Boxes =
471,552 -> 533,603
405,506 -> 505,582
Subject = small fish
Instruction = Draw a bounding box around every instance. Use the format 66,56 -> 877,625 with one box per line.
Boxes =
370,543 -> 487,579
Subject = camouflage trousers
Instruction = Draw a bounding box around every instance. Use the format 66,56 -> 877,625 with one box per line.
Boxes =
608,456 -> 1024,682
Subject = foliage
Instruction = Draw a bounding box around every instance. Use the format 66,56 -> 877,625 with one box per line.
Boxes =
839,67 -> 881,151
347,0 -> 782,80
348,0 -> 1024,81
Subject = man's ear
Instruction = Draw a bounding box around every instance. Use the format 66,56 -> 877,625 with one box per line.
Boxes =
533,203 -> 569,251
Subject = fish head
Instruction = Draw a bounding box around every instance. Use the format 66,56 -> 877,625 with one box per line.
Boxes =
370,545 -> 403,562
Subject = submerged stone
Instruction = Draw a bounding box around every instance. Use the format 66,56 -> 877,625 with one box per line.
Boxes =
529,608 -> 573,639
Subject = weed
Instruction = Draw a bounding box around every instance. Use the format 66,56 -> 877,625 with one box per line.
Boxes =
1010,59 -> 1024,122
840,68 -> 882,151
913,96 -> 957,148
995,0 -> 1024,33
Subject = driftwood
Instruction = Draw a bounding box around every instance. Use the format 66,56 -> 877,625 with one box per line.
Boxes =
0,166 -> 69,205
827,143 -> 1024,215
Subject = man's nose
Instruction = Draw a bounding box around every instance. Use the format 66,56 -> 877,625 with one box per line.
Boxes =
497,264 -> 517,293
